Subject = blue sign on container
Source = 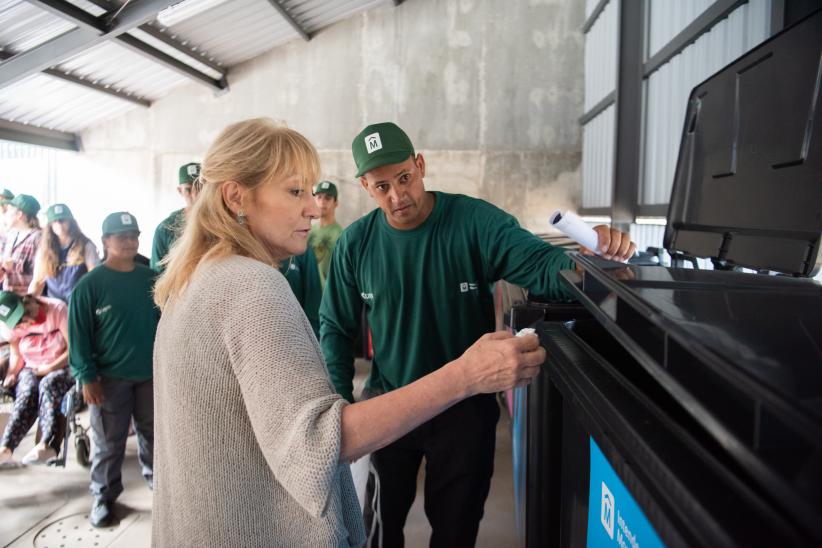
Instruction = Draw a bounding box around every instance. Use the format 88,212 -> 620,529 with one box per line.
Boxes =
586,437 -> 664,548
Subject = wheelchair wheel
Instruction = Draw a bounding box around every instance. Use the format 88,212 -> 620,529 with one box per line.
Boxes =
75,435 -> 91,468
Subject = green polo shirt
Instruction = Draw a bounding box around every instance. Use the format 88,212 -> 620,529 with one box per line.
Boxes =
151,208 -> 184,272
68,264 -> 160,384
280,247 -> 322,339
320,191 -> 575,403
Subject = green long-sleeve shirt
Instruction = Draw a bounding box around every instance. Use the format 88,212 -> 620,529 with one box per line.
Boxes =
68,264 -> 160,384
319,191 -> 575,403
280,247 -> 322,339
151,208 -> 184,272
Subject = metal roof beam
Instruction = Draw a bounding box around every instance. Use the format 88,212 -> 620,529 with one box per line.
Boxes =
23,0 -> 228,92
116,34 -> 228,93
136,22 -> 226,75
82,0 -> 227,75
43,67 -> 152,107
0,118 -> 80,151
0,0 -> 181,91
25,0 -> 107,33
0,50 -> 150,107
265,0 -> 311,41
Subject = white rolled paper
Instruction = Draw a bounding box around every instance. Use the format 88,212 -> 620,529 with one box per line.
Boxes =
516,327 -> 536,337
549,209 -> 600,254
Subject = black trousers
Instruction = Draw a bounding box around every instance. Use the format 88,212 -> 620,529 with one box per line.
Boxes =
370,393 -> 500,548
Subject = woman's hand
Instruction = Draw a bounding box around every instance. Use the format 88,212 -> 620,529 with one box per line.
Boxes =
2,372 -> 16,389
82,381 -> 104,405
451,331 -> 546,397
32,364 -> 52,377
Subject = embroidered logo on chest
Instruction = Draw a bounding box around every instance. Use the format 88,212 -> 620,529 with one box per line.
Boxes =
459,282 -> 479,293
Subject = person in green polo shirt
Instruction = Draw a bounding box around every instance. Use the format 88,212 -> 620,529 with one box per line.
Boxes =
279,248 -> 322,339
151,162 -> 200,272
69,212 -> 159,528
308,181 -> 343,288
320,122 -> 636,546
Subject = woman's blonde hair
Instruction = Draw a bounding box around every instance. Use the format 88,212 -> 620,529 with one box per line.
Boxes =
154,118 -> 320,309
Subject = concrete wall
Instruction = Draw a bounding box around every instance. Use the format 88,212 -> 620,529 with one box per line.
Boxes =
80,0 -> 585,244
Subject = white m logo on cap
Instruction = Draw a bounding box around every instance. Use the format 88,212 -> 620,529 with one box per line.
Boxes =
365,132 -> 382,154
121,214 -> 133,225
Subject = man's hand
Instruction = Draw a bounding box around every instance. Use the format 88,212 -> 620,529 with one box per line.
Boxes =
581,225 -> 636,262
82,381 -> 104,405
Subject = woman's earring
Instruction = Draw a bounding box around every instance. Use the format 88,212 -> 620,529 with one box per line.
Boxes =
237,209 -> 247,226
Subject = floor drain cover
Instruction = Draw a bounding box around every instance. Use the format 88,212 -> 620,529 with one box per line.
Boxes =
33,511 -> 141,548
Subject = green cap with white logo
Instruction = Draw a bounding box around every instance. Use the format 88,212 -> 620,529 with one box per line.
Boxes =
178,162 -> 201,185
351,122 -> 415,178
0,291 -> 24,330
102,211 -> 140,236
46,203 -> 74,224
313,181 -> 338,199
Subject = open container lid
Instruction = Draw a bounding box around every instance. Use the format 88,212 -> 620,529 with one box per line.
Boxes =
664,7 -> 822,276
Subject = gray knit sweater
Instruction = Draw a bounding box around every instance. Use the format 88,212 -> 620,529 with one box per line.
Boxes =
152,255 -> 365,547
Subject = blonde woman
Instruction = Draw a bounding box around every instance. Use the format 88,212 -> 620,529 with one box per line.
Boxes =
29,204 -> 100,303
151,118 -> 544,547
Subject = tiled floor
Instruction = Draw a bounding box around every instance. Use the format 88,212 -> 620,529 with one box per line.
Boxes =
0,360 -> 516,547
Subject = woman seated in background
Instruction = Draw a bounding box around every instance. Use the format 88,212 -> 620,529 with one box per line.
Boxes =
151,118 -> 545,547
0,291 -> 73,467
29,203 -> 100,302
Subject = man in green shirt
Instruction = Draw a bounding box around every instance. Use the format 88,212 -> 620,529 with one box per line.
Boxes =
151,162 -> 200,272
69,212 -> 160,528
320,122 -> 636,547
308,180 -> 344,288
279,247 -> 322,339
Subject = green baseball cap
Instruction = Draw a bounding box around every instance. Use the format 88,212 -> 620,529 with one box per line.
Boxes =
9,194 -> 40,217
179,162 -> 201,185
0,189 -> 14,205
0,291 -> 25,330
313,181 -> 338,199
46,203 -> 74,224
352,122 -> 415,177
102,212 -> 140,236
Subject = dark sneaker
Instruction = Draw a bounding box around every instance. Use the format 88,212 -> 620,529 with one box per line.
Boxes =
89,498 -> 113,528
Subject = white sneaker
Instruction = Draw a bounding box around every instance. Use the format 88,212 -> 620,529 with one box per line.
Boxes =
21,444 -> 57,465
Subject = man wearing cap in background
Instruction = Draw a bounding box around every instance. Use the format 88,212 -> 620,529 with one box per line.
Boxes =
151,162 -> 200,272
2,194 -> 42,296
69,212 -> 158,528
320,122 -> 636,546
308,181 -> 344,289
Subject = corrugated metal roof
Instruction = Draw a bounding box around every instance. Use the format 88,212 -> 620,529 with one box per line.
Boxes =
57,41 -> 190,100
0,72 -> 134,131
0,0 -> 75,52
0,0 -> 389,137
